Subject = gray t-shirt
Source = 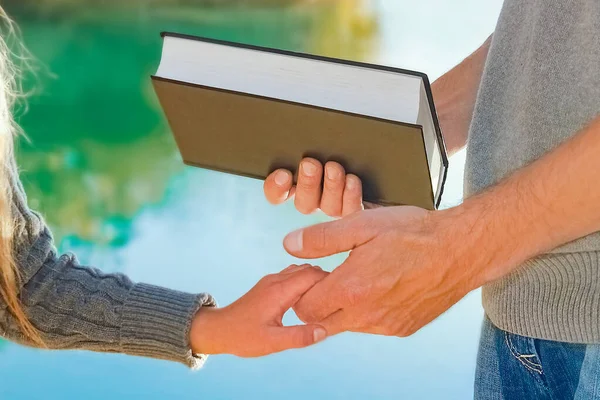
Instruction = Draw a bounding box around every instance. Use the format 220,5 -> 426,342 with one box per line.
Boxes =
465,0 -> 600,341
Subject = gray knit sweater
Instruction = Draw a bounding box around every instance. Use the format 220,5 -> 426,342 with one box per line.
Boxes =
465,0 -> 600,341
0,156 -> 216,367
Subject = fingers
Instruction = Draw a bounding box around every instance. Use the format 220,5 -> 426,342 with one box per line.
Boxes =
293,281 -> 341,324
283,212 -> 377,258
265,324 -> 327,354
292,261 -> 354,323
278,265 -> 329,309
280,263 -> 319,275
264,158 -> 365,217
280,264 -> 303,274
342,174 -> 364,216
264,169 -> 294,205
294,158 -> 323,214
320,162 -> 346,217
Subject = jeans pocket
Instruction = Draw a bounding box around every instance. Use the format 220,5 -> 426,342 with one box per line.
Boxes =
504,331 -> 544,375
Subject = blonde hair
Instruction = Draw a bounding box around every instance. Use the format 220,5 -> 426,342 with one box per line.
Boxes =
0,6 -> 43,345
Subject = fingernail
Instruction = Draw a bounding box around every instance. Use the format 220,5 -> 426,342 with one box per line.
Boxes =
346,176 -> 357,190
313,327 -> 327,343
284,229 -> 303,253
325,164 -> 340,180
302,161 -> 317,177
274,170 -> 289,186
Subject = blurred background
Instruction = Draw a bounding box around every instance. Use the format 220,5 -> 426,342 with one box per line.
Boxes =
0,1 -> 503,399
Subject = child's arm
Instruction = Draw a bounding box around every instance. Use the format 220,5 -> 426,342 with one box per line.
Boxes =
1,157 -> 327,367
1,231 -> 216,368
2,226 -> 327,366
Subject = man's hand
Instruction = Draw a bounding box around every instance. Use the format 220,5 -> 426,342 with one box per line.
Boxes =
280,115 -> 600,338
281,206 -> 486,336
263,157 -> 365,217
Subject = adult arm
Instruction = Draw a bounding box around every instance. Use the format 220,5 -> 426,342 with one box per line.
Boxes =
432,35 -> 492,155
282,115 -> 600,336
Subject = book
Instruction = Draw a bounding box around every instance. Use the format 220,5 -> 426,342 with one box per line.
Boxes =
152,32 -> 448,209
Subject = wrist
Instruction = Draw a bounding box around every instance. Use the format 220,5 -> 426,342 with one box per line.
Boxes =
434,197 -> 526,290
429,205 -> 488,292
437,183 -> 548,289
190,306 -> 226,356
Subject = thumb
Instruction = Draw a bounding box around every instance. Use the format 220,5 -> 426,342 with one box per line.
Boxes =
265,324 -> 328,354
283,212 -> 377,258
318,309 -> 353,336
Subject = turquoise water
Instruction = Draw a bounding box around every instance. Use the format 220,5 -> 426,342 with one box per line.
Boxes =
0,1 -> 503,398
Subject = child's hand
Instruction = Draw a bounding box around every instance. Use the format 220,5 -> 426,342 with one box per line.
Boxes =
189,264 -> 329,357
264,158 -> 371,217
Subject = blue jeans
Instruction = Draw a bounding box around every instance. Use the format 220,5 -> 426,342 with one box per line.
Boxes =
475,317 -> 600,399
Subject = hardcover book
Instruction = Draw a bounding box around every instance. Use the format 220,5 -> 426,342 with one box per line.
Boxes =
152,32 -> 448,209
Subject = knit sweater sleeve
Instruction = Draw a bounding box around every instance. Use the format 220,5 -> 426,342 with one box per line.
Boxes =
0,160 -> 216,369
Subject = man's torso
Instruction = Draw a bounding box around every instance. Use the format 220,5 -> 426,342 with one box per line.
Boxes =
465,0 -> 600,342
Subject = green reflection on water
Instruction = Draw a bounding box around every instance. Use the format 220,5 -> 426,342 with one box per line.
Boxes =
5,2 -> 378,248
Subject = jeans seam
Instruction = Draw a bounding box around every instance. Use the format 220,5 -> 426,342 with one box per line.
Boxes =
504,332 -> 544,374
